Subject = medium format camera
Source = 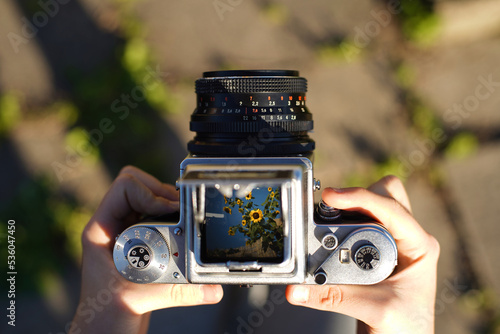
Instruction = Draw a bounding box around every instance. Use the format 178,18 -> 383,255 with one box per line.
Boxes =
113,70 -> 397,285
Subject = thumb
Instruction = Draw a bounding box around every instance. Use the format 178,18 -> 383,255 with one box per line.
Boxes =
123,284 -> 224,314
286,285 -> 388,327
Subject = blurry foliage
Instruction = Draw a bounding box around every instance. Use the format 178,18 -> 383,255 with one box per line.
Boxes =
52,202 -> 92,262
343,155 -> 409,188
459,288 -> 500,333
395,62 -> 416,88
408,96 -> 442,139
260,2 -> 289,26
412,104 -> 440,136
0,92 -> 22,138
460,288 -> 497,313
38,270 -> 67,306
343,172 -> 372,189
397,0 -> 440,45
60,0 -> 180,178
122,38 -> 180,114
444,132 -> 479,160
52,100 -> 79,126
20,0 -> 43,16
123,38 -> 150,74
0,176 -> 87,292
316,40 -> 363,64
65,126 -> 100,164
2,0 -> 183,295
427,163 -> 445,188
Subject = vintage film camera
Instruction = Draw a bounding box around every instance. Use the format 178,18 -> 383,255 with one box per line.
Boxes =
113,70 -> 397,285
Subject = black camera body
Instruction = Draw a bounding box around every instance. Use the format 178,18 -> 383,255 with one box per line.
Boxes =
113,70 -> 397,285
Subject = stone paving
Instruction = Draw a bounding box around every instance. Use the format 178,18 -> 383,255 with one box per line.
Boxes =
1,0 -> 499,333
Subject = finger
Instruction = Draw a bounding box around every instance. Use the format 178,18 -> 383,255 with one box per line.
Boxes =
122,284 -> 224,314
105,173 -> 179,222
367,175 -> 412,213
119,165 -> 179,201
322,187 -> 427,259
88,173 -> 179,242
286,285 -> 391,328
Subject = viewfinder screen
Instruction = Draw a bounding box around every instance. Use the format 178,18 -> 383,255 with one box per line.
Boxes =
202,184 -> 284,263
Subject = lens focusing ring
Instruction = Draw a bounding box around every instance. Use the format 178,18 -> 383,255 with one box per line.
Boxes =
196,77 -> 307,94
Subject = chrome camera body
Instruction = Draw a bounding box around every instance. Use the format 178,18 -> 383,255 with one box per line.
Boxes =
113,70 -> 397,286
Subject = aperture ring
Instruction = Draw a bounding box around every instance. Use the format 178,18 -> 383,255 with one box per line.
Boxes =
190,120 -> 313,133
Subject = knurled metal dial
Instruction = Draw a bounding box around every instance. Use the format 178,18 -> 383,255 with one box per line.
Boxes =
355,245 -> 380,270
113,226 -> 170,284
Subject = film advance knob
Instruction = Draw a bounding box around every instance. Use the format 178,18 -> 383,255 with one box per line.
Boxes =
113,226 -> 170,283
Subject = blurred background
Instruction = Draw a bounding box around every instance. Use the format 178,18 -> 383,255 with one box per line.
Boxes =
0,0 -> 499,333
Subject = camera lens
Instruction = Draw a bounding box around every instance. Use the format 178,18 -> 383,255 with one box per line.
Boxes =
188,70 -> 314,156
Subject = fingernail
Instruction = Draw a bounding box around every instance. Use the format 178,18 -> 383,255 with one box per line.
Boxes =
324,187 -> 343,194
292,286 -> 309,303
201,285 -> 221,303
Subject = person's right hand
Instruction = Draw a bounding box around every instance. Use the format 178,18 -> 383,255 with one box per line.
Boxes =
70,166 -> 223,334
286,176 -> 440,334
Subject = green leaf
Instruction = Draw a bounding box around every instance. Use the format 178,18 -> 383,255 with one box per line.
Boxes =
445,132 -> 478,160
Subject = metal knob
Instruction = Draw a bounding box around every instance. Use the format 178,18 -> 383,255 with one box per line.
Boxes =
113,226 -> 170,283
321,233 -> 338,250
355,245 -> 380,270
314,271 -> 327,285
313,178 -> 321,191
316,200 -> 341,221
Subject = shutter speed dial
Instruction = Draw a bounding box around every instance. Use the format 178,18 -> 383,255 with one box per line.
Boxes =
113,226 -> 170,283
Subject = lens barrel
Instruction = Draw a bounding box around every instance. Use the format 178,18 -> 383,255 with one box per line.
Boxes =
188,70 -> 314,156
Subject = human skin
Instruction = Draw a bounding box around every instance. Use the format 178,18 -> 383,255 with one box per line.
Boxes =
286,176 -> 440,334
71,168 -> 438,334
69,166 -> 223,334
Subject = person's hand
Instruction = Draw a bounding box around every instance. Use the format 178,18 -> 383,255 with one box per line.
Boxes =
70,166 -> 223,334
286,175 -> 440,334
